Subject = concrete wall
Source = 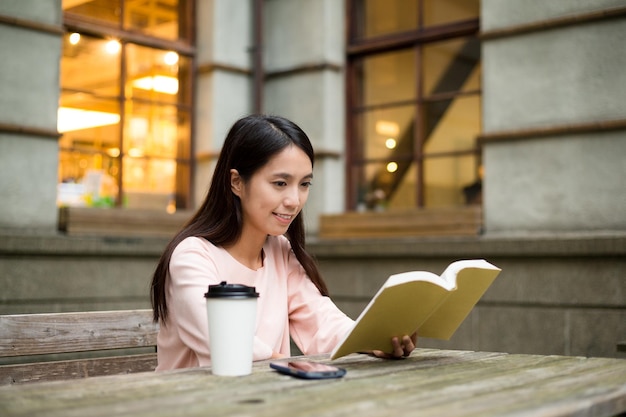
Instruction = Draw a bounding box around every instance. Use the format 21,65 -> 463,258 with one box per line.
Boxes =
481,0 -> 626,233
314,235 -> 626,359
264,0 -> 347,232
193,0 -> 254,205
2,232 -> 624,359
0,0 -> 61,232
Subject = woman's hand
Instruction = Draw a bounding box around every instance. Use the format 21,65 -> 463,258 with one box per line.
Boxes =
370,332 -> 418,359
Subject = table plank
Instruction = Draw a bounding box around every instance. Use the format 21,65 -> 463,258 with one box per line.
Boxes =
0,349 -> 624,417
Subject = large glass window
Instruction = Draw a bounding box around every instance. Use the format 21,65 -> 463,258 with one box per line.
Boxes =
348,0 -> 481,211
58,0 -> 193,212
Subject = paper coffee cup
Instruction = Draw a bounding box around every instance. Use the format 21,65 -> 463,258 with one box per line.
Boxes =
204,281 -> 259,376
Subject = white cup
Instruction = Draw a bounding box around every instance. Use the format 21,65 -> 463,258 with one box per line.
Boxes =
204,281 -> 259,376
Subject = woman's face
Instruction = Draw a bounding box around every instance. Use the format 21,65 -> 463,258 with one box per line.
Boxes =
231,145 -> 313,240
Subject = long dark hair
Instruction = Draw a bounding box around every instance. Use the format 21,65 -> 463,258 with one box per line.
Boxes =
151,114 -> 329,323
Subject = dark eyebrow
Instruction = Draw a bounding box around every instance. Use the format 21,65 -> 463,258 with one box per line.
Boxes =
273,172 -> 313,180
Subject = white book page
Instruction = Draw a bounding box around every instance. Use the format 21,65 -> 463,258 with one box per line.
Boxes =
384,270 -> 453,290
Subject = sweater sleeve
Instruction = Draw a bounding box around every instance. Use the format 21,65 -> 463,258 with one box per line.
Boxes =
285,250 -> 354,355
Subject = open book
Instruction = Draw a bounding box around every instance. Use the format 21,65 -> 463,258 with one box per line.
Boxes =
330,259 -> 501,360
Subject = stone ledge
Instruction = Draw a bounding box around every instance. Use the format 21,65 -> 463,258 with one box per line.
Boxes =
309,231 -> 626,258
2,230 -> 625,257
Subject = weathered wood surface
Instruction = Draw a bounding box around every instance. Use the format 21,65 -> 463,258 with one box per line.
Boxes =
319,207 -> 483,239
0,354 -> 157,385
0,310 -> 157,356
1,349 -> 624,417
0,310 -> 158,384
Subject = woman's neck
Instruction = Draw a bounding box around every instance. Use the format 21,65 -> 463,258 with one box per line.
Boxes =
224,234 -> 267,270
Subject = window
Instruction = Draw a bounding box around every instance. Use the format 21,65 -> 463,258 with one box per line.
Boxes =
347,0 -> 481,211
58,0 -> 193,212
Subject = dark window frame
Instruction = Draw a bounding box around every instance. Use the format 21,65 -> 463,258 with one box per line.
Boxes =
60,0 -> 196,210
345,0 -> 481,210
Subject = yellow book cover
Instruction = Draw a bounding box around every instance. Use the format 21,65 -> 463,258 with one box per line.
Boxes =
330,259 -> 501,360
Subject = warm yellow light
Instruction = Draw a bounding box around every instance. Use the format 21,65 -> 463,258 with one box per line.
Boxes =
128,148 -> 144,158
106,148 -> 120,157
375,120 -> 399,137
57,107 -> 120,133
132,75 -> 179,95
386,162 -> 398,173
164,51 -> 179,66
69,32 -> 80,45
105,39 -> 121,54
385,138 -> 397,149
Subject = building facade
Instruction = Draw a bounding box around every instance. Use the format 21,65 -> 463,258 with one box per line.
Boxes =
1,0 -> 625,358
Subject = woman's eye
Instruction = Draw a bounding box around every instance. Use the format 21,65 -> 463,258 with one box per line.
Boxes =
301,181 -> 312,188
274,181 -> 287,187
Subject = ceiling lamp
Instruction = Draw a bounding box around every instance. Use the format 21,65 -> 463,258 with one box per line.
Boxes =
132,75 -> 179,95
57,107 -> 120,133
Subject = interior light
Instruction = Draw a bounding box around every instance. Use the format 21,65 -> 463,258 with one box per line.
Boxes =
105,39 -> 121,54
386,162 -> 398,173
132,75 -> 179,95
385,138 -> 397,149
375,120 -> 399,137
57,107 -> 120,133
164,51 -> 179,66
128,148 -> 144,158
106,148 -> 120,158
69,33 -> 80,45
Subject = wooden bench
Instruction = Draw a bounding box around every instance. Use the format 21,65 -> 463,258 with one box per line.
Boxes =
319,206 -> 483,239
0,309 -> 159,385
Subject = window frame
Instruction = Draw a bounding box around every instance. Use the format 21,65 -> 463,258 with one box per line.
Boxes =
345,0 -> 480,210
60,0 -> 196,210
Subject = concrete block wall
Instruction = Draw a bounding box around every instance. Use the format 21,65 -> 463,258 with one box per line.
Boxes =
194,0 -> 253,205
313,234 -> 626,359
264,0 -> 347,231
0,0 -> 61,232
0,234 -> 164,314
481,0 -> 626,234
1,232 -> 624,359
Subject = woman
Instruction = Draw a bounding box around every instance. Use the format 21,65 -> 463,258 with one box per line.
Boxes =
151,114 -> 416,370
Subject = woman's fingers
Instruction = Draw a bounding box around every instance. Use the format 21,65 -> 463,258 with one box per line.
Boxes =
368,332 -> 419,359
401,334 -> 415,356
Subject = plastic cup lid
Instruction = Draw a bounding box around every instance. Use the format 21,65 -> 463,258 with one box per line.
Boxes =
204,281 -> 259,298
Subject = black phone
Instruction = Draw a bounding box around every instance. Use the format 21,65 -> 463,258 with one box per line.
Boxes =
269,360 -> 346,379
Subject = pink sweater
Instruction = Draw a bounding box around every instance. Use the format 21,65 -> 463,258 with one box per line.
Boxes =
156,235 -> 354,370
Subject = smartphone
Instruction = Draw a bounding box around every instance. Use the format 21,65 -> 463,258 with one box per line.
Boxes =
269,360 -> 346,379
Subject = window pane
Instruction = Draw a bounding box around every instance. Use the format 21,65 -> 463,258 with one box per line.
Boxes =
126,44 -> 189,105
423,95 -> 481,155
58,151 -> 120,207
358,106 -> 415,160
354,0 -> 418,39
423,0 -> 479,27
61,33 -> 120,96
422,37 -> 480,97
358,49 -> 416,107
123,156 -> 177,210
58,96 -> 120,152
124,0 -> 183,41
424,154 -> 481,208
354,156 -> 417,210
62,0 -> 122,27
122,101 -> 190,211
123,102 -> 190,160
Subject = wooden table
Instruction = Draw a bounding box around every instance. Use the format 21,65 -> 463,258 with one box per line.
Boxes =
1,349 -> 625,417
